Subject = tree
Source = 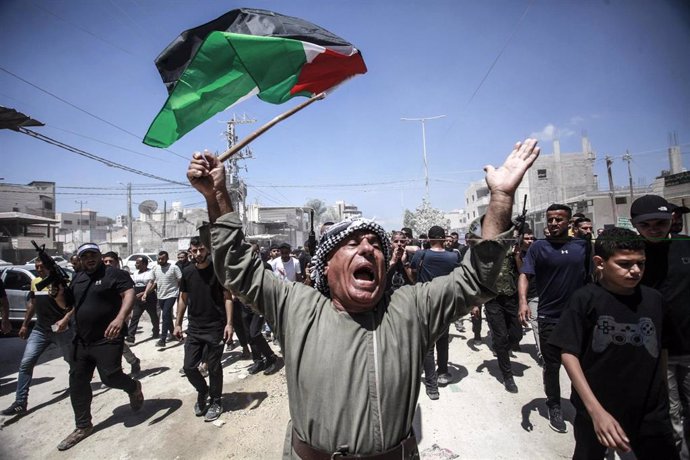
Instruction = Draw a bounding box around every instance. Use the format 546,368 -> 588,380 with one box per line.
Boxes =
304,198 -> 328,223
402,198 -> 449,237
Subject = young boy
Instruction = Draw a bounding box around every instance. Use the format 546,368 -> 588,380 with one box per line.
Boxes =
550,227 -> 678,459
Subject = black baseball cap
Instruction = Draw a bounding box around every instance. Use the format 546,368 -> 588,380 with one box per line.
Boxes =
630,195 -> 672,224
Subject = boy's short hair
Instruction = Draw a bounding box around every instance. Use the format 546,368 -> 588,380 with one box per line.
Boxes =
427,225 -> 446,240
594,227 -> 645,259
102,251 -> 119,260
158,250 -> 169,257
546,203 -> 572,218
189,236 -> 202,247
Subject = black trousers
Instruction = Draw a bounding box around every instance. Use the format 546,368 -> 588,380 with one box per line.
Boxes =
128,298 -> 159,339
232,300 -> 249,348
423,326 -> 450,390
573,413 -> 679,460
538,320 -> 562,408
69,340 -> 138,428
471,309 -> 482,337
183,334 -> 224,400
485,294 -> 521,378
241,306 -> 274,362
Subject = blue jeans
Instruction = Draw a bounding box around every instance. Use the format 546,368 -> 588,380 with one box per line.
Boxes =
158,297 -> 176,342
16,324 -> 74,405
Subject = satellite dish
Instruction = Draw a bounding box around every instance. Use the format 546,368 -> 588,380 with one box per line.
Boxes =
138,200 -> 158,215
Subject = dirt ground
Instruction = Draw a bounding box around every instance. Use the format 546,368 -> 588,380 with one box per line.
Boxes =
0,314 -> 606,460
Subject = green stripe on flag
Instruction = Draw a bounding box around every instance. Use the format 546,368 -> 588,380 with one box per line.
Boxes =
144,32 -> 309,148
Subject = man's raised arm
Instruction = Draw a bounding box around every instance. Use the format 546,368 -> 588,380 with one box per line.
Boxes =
482,139 -> 540,240
187,150 -> 233,223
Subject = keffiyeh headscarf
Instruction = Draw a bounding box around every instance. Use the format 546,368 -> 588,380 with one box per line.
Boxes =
311,217 -> 391,297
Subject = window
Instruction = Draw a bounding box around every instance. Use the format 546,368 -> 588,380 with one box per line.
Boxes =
43,202 -> 53,210
64,220 -> 73,225
3,271 -> 31,290
615,197 -> 627,205
537,169 -> 547,180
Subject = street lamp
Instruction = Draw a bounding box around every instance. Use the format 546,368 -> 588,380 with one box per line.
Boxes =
401,115 -> 446,199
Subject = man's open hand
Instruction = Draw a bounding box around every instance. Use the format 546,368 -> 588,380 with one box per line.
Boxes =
485,139 -> 540,197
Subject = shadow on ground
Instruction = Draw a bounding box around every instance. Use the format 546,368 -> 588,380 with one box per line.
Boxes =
520,397 -> 575,432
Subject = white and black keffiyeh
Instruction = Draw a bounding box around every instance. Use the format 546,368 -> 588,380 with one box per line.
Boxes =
311,217 -> 391,297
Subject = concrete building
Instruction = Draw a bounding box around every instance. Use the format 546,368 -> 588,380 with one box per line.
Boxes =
55,210 -> 115,253
0,181 -> 60,263
333,200 -> 362,221
444,209 -> 469,236
246,204 -> 311,248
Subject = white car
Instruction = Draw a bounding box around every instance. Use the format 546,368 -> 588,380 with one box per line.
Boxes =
0,265 -> 74,323
25,255 -> 71,269
122,253 -> 158,273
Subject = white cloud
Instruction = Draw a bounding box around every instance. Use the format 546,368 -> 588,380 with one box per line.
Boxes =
530,123 -> 575,141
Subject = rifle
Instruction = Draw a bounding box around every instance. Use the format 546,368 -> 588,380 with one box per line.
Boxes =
514,194 -> 529,248
30,240 -> 74,308
306,209 -> 317,257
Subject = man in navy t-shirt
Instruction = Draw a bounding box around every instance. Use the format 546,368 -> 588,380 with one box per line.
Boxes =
411,225 -> 461,400
518,203 -> 588,434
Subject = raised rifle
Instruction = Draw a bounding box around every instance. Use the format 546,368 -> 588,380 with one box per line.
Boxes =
30,240 -> 74,308
306,209 -> 317,257
514,194 -> 529,248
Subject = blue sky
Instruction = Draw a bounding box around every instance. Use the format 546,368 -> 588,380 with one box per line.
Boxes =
1,0 -> 689,229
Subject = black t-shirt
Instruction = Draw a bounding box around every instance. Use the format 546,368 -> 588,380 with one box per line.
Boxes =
179,263 -> 227,336
411,249 -> 460,283
640,237 -> 690,356
549,283 -> 670,436
71,264 -> 134,343
386,261 -> 411,292
30,276 -> 70,330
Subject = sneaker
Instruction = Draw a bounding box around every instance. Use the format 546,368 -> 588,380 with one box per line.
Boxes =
129,380 -> 144,412
204,399 -> 223,422
57,425 -> 94,451
248,359 -> 267,375
179,367 -> 186,375
151,333 -> 160,339
263,356 -> 279,375
130,359 -> 141,376
155,339 -> 166,348
504,376 -> 518,394
1,401 -> 27,416
125,336 -> 135,344
548,405 -> 567,433
454,320 -> 465,333
194,393 -> 208,417
426,388 -> 440,400
437,373 -> 452,386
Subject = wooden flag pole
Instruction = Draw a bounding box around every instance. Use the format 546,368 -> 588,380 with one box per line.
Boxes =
218,92 -> 326,162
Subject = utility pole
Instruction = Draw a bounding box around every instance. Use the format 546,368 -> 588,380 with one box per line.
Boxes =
127,183 -> 133,256
225,114 -> 256,228
401,115 -> 446,199
622,150 -> 634,204
605,156 -> 618,223
162,200 -> 167,238
75,200 -> 87,246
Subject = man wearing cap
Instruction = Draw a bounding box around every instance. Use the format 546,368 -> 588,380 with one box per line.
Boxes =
631,195 -> 690,457
57,243 -> 143,451
187,139 -> 540,459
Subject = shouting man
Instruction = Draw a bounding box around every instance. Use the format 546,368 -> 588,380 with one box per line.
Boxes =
187,139 -> 539,458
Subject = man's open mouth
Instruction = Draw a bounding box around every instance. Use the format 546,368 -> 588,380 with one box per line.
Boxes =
353,266 -> 375,282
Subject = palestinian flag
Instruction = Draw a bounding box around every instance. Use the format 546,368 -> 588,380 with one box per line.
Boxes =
144,8 -> 367,148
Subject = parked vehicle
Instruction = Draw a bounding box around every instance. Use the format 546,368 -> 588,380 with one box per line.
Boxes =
0,265 -> 74,323
0,259 -> 11,266
25,255 -> 71,269
122,253 -> 158,273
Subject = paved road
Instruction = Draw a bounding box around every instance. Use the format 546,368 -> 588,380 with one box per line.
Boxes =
0,315 -> 610,459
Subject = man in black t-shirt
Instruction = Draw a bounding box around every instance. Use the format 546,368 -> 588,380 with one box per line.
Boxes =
632,195 -> 690,457
174,236 -> 233,422
551,227 -> 677,459
1,259 -> 74,416
57,243 -> 143,451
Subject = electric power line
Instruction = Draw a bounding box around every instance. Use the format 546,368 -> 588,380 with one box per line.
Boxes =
15,127 -> 189,186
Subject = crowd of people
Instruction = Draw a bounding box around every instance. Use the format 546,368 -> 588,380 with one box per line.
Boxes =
0,137 -> 688,459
